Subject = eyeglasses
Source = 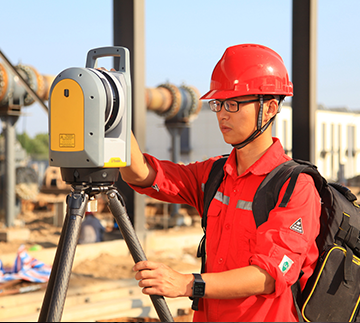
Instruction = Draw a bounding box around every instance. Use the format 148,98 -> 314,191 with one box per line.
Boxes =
208,98 -> 259,113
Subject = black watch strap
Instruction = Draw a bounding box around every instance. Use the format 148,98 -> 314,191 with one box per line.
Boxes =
190,273 -> 205,311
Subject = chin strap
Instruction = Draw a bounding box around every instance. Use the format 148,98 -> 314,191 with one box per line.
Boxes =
231,95 -> 275,150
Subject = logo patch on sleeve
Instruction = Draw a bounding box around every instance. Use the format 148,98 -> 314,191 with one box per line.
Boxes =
151,184 -> 160,192
290,218 -> 304,234
278,255 -> 294,275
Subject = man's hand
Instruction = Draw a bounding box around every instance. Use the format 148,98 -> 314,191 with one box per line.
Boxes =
133,260 -> 193,298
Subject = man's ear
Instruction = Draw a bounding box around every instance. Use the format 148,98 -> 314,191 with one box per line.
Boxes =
264,99 -> 278,121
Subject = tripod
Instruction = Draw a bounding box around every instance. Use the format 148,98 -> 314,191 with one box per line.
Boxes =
38,168 -> 174,322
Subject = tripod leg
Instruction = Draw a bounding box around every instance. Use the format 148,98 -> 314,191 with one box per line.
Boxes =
38,198 -> 70,322
107,189 -> 174,323
38,190 -> 89,322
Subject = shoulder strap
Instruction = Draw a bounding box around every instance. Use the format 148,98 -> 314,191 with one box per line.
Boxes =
202,155 -> 228,230
252,159 -> 324,228
192,155 -> 227,311
197,155 -> 227,271
252,159 -> 324,322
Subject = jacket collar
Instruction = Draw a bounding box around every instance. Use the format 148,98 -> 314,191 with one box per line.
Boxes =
224,138 -> 289,178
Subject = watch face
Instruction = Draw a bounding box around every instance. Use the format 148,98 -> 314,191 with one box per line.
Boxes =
194,281 -> 205,297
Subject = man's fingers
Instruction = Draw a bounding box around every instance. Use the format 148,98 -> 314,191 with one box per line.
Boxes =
138,280 -> 166,296
133,260 -> 158,272
138,278 -> 156,288
140,286 -> 158,295
135,268 -> 154,280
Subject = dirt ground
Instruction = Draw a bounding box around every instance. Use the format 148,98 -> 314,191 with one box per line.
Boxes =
0,209 -> 63,255
0,205 -> 201,322
0,207 -> 202,280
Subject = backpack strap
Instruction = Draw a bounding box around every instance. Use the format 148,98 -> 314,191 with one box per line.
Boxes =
252,159 -> 324,322
291,280 -> 304,322
198,155 -> 228,272
252,159 -> 324,228
192,155 -> 227,311
202,156 -> 228,231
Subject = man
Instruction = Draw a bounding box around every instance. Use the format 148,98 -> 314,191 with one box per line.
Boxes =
78,212 -> 105,244
120,44 -> 321,322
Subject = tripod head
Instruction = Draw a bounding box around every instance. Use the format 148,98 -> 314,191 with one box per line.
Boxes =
61,167 -> 119,187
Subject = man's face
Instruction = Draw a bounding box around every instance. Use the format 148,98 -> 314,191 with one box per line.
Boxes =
214,95 -> 260,145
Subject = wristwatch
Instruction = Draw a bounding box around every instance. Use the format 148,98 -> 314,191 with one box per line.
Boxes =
192,273 -> 206,298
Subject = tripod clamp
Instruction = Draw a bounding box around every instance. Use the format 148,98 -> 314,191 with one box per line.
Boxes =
38,182 -> 174,322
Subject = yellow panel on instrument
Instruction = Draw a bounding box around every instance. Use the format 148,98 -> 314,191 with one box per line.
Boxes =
103,157 -> 127,168
50,79 -> 84,151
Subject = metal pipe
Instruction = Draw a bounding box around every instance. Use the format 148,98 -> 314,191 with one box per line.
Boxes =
146,86 -> 173,114
3,115 -> 18,227
146,84 -> 202,122
165,124 -> 186,217
291,0 -> 318,161
0,55 -> 202,123
0,50 -> 53,112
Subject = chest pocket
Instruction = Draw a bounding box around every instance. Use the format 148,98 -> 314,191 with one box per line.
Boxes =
207,189 -> 229,215
206,191 -> 228,260
233,199 -> 258,258
207,193 -> 223,218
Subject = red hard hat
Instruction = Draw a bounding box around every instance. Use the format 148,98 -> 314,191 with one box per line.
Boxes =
201,44 -> 293,100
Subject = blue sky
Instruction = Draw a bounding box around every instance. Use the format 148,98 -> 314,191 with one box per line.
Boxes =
1,0 -> 359,138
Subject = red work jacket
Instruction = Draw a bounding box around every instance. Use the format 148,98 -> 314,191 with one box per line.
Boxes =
130,138 -> 321,322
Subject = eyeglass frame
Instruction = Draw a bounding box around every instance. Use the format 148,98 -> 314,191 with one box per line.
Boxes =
208,98 -> 260,113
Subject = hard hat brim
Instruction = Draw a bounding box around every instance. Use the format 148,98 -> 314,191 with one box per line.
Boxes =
200,88 -> 293,101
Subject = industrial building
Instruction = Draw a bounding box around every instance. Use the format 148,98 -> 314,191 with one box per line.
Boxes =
146,102 -> 360,183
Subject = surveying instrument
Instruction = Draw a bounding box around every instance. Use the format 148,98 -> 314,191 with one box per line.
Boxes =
38,47 -> 174,322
